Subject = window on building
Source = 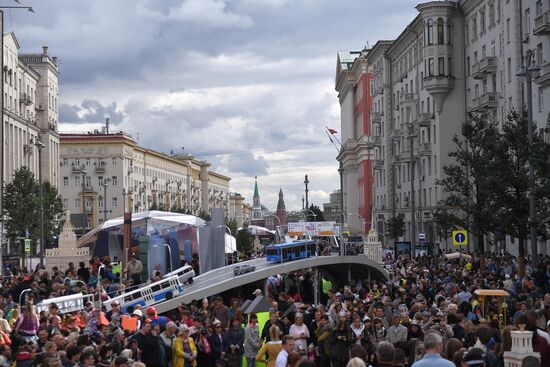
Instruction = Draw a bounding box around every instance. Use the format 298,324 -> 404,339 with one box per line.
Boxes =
63,199 -> 68,209
491,40 -> 496,56
428,58 -> 434,76
437,18 -> 444,44
448,58 -> 452,76
465,23 -> 469,44
447,18 -> 452,45
525,8 -> 531,36
467,57 -> 471,76
472,16 -> 477,40
75,198 -> 80,209
507,57 -> 512,82
86,158 -> 90,166
427,18 -> 433,45
537,43 -> 543,67
98,176 -> 103,185
539,87 -> 544,112
112,197 -> 118,207
112,176 -> 118,185
63,177 -> 68,187
438,57 -> 445,76
98,196 -> 103,208
63,158 -> 68,166
497,0 -> 501,21
536,0 -> 543,16
489,1 -> 495,26
480,9 -> 486,33
75,176 -> 80,187
506,18 -> 511,43
112,158 -> 117,165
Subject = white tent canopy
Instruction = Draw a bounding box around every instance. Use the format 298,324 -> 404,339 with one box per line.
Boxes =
77,210 -> 206,247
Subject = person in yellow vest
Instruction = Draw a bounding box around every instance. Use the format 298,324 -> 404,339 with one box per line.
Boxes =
111,256 -> 123,279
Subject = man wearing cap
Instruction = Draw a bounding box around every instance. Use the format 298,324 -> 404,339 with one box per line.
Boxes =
146,307 -> 170,330
411,331 -> 454,367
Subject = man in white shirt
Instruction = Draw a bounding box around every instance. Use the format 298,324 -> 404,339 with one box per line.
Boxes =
275,335 -> 294,367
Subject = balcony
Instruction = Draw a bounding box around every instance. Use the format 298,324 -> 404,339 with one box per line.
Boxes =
372,112 -> 381,123
19,92 -> 32,106
472,57 -> 497,79
84,186 -> 95,193
402,93 -> 416,103
423,76 -> 454,95
419,142 -> 432,155
72,166 -> 85,173
472,92 -> 498,111
416,112 -> 433,127
534,11 -> 550,35
535,62 -> 550,87
95,166 -> 105,173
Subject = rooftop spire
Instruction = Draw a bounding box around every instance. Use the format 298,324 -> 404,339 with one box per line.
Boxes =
253,176 -> 259,198
277,188 -> 286,211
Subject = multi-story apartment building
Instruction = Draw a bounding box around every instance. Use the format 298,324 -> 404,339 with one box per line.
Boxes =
337,0 -> 550,255
323,189 -> 343,222
2,33 -> 59,186
59,131 -> 230,231
335,50 -> 374,233
228,192 -> 252,228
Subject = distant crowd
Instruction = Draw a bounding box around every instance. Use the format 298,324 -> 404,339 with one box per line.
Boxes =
0,251 -> 546,367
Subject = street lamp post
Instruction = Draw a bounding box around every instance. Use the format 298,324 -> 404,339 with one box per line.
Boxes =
81,169 -> 87,234
101,178 -> 111,223
517,50 -> 540,261
34,138 -> 45,267
304,175 -> 310,209
264,214 -> 281,243
408,123 -> 418,257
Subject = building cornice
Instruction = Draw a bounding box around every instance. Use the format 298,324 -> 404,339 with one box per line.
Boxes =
459,0 -> 483,15
385,15 -> 423,59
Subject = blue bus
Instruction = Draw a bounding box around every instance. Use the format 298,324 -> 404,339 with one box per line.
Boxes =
265,240 -> 315,263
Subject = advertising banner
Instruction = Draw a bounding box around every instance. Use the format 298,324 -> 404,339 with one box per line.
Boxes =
287,222 -> 305,236
316,221 -> 337,236
304,222 -> 317,236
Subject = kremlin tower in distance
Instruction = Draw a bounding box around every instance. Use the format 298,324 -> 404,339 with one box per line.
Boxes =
276,188 -> 288,227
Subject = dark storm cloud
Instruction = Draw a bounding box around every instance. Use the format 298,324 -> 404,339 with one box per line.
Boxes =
59,100 -> 124,124
226,153 -> 270,176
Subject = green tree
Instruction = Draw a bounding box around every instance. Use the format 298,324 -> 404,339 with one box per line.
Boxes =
225,217 -> 238,238
434,113 -> 502,269
385,213 -> 405,243
307,204 -> 325,221
197,210 -> 211,221
493,110 -> 550,274
3,167 -> 63,249
236,223 -> 254,255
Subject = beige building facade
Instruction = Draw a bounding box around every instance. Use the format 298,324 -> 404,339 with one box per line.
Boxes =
337,0 -> 550,255
2,33 -> 59,186
59,131 -> 230,231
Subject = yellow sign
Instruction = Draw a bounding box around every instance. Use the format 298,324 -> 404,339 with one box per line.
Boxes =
452,230 -> 468,246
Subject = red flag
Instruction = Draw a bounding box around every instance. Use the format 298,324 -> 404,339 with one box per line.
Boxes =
327,128 -> 338,135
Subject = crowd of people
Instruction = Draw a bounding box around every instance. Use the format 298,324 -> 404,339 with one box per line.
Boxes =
0,251 -> 547,367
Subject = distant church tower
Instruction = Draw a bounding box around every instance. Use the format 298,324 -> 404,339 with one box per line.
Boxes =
252,177 -> 264,224
276,188 -> 288,227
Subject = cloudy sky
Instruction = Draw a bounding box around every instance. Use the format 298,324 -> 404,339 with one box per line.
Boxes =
7,0 -> 417,211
